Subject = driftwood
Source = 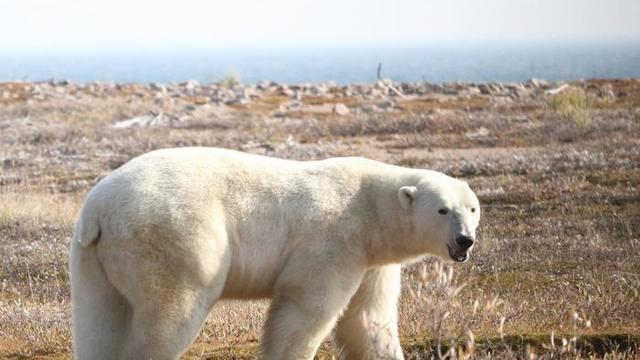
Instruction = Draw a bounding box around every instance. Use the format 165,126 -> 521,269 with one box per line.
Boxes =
544,84 -> 569,95
376,62 -> 406,99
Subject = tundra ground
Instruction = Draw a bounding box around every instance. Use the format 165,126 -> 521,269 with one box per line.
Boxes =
1,79 -> 639,359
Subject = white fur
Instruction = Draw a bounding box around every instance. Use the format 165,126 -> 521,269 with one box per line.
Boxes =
69,147 -> 480,360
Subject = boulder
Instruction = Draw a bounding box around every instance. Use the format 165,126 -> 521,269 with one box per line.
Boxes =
527,78 -> 548,88
360,104 -> 380,113
478,84 -> 492,95
308,84 -> 328,96
184,80 -> 200,92
333,103 -> 350,115
378,99 -> 395,109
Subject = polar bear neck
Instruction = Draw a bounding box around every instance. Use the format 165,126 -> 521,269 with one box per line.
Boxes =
356,165 -> 434,266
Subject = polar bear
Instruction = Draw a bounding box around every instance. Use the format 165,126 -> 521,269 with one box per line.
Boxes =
70,147 -> 480,360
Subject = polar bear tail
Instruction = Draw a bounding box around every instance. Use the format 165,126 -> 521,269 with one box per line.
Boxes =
73,197 -> 100,247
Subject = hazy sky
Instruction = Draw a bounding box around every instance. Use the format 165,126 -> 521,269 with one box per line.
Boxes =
1,0 -> 639,50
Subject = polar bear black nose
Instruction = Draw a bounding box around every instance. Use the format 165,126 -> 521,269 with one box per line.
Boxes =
456,235 -> 474,249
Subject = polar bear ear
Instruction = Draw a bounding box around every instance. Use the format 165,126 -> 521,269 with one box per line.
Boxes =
398,186 -> 417,210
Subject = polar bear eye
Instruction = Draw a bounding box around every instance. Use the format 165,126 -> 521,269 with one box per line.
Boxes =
438,208 -> 448,215
471,207 -> 476,213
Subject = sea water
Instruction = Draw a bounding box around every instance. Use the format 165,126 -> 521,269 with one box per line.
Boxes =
1,43 -> 639,84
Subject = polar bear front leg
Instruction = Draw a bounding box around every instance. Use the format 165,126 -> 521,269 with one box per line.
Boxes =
261,253 -> 365,360
334,264 -> 404,360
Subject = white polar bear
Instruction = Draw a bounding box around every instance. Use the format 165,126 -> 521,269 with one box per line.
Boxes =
70,147 -> 480,360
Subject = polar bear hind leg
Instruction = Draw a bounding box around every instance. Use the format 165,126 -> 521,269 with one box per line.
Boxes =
113,240 -> 228,360
70,241 -> 129,359
119,283 -> 221,360
334,264 -> 404,360
71,229 -> 230,360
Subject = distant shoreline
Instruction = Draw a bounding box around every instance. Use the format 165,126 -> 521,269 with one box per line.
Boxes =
1,77 -> 639,86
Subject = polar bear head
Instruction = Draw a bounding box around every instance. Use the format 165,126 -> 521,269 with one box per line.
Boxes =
398,174 -> 480,262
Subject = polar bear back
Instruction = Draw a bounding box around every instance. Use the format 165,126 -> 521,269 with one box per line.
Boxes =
82,147 -> 407,298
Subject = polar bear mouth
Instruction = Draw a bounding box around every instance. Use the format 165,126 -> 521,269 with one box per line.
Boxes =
448,245 -> 469,263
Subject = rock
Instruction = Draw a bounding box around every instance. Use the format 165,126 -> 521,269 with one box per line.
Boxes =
527,78 -> 548,88
506,83 -> 525,92
367,88 -> 384,98
184,80 -> 200,92
240,87 -> 258,100
224,97 -> 246,106
429,84 -> 445,93
149,82 -> 166,92
308,84 -> 327,96
277,101 -> 303,113
491,83 -> 506,94
333,103 -> 349,115
104,82 -> 116,90
2,158 -> 19,168
478,84 -> 492,95
112,112 -> 183,128
510,84 -> 531,98
466,127 -> 490,138
112,115 -> 156,128
598,85 -> 616,99
441,85 -> 459,95
466,86 -> 482,95
155,96 -> 175,107
256,81 -> 272,91
378,99 -> 395,109
279,88 -> 295,97
360,104 -> 380,113
278,85 -> 294,97
223,88 -> 255,105
301,103 -> 334,114
413,83 -> 434,95
480,83 -> 505,95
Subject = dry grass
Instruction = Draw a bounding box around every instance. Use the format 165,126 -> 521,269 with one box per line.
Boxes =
1,79 -> 639,359
0,190 -> 81,228
399,95 -> 490,113
548,86 -> 591,127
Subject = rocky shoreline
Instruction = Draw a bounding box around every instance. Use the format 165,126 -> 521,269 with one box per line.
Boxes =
3,77 -> 631,130
1,77 -> 570,104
